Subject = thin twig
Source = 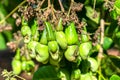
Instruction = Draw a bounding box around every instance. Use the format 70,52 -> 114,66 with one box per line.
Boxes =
37,0 -> 45,10
0,0 -> 27,24
48,0 -> 51,8
100,19 -> 104,55
14,75 -> 26,80
93,0 -> 96,10
51,4 -> 56,20
98,19 -> 104,80
58,0 -> 65,12
67,0 -> 74,17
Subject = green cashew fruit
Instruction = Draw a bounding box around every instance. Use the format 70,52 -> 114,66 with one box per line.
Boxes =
31,20 -> 39,41
71,69 -> 81,80
55,31 -> 67,49
21,25 -> 31,36
79,42 -> 92,59
35,43 -> 49,63
45,21 -> 55,41
65,22 -> 78,45
81,26 -> 89,43
12,59 -> 22,75
56,18 -> 63,31
87,57 -> 98,72
48,41 -> 60,60
48,41 -> 59,53
23,35 -> 31,43
21,17 -> 28,26
26,60 -> 35,72
49,49 -> 60,60
27,41 -> 38,58
22,60 -> 35,72
21,25 -> 31,43
14,48 -> 21,60
49,50 -> 63,66
49,57 -> 59,67
40,28 -> 48,45
22,61 -> 27,71
55,18 -> 67,49
102,37 -> 113,50
64,45 -> 78,62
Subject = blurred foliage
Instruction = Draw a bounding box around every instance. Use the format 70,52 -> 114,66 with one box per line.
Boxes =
0,0 -> 22,50
0,0 -> 120,80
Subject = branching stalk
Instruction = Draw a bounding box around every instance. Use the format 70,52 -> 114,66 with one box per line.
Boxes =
67,0 -> 74,17
98,19 -> 104,80
0,0 -> 27,24
58,0 -> 65,12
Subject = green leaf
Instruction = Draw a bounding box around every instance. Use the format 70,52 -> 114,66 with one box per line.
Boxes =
3,31 -> 12,41
0,33 -> 6,50
33,65 -> 60,80
114,0 -> 120,15
114,0 -> 120,9
110,10 -> 118,20
85,6 -> 100,24
110,75 -> 120,80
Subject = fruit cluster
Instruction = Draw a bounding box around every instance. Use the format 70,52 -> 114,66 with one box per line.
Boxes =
12,17 -> 99,80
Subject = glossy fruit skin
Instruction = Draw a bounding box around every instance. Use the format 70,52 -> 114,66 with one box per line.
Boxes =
64,45 -> 78,62
31,20 -> 39,41
26,60 -> 35,72
40,28 -> 48,45
87,57 -> 98,72
21,25 -> 31,43
102,37 -> 113,50
27,41 -> 38,58
22,61 -> 27,71
45,22 -> 55,41
48,41 -> 59,53
12,59 -> 22,75
56,18 -> 63,31
22,60 -> 35,72
81,26 -> 89,43
65,22 -> 78,45
35,43 -> 49,63
79,42 -> 92,59
21,25 -> 31,36
55,31 -> 67,49
14,48 -> 21,60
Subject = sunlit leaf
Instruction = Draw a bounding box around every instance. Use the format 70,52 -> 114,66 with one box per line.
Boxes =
110,75 -> 120,80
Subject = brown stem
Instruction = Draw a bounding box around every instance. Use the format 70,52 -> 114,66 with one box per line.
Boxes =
67,0 -> 74,17
99,19 -> 104,57
51,4 -> 56,20
98,19 -> 104,80
37,0 -> 45,9
58,0 -> 65,12
48,0 -> 51,8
